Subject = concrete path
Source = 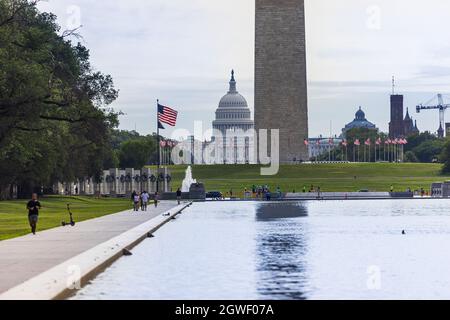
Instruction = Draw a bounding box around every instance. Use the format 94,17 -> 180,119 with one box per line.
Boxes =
0,201 -> 179,295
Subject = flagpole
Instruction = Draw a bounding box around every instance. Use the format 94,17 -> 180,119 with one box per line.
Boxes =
156,99 -> 160,193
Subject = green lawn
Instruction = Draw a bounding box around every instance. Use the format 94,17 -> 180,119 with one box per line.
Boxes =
2,163 -> 447,240
166,163 -> 450,195
0,196 -> 131,241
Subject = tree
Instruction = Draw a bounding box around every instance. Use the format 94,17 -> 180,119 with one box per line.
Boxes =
404,151 -> 419,163
441,138 -> 450,173
411,140 -> 444,163
405,132 -> 438,152
0,0 -> 119,198
118,138 -> 156,169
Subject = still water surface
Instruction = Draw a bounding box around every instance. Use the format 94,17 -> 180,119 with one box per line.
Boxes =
74,200 -> 450,300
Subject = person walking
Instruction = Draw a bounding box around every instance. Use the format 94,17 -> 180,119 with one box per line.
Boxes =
176,188 -> 182,205
133,192 -> 140,212
154,192 -> 159,208
27,193 -> 42,235
141,191 -> 149,211
131,191 -> 137,210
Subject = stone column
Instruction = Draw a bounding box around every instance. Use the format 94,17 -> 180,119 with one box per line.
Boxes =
100,170 -> 109,196
118,170 -> 126,196
125,168 -> 134,197
158,167 -> 172,193
109,169 -> 119,197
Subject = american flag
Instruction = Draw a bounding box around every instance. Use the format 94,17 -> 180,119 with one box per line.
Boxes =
158,103 -> 178,127
342,140 -> 348,147
376,138 -> 382,145
304,139 -> 309,146
365,138 -> 371,146
354,139 -> 361,146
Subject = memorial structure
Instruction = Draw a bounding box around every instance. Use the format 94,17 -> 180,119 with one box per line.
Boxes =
255,0 -> 309,163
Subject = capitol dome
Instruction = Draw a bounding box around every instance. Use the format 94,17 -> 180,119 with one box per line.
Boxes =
212,70 -> 254,133
218,72 -> 248,108
218,92 -> 248,108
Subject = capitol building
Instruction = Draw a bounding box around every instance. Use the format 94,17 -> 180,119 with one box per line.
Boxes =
208,70 -> 255,164
182,70 -> 255,165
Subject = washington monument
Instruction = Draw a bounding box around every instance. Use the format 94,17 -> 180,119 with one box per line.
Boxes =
255,0 -> 309,163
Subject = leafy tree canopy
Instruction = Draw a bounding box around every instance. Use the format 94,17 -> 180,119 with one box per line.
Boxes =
0,0 -> 119,197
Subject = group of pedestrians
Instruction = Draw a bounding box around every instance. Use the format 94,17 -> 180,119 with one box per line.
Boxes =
131,188 -> 183,211
250,185 -> 281,201
23,187 -> 184,236
131,190 -> 157,212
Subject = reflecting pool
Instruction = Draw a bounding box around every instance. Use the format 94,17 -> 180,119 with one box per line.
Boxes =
74,200 -> 450,300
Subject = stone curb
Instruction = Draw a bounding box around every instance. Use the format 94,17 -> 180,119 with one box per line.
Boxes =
0,202 -> 192,300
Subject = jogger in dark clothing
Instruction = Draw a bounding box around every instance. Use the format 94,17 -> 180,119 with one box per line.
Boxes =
27,193 -> 41,235
176,188 -> 182,205
154,192 -> 159,208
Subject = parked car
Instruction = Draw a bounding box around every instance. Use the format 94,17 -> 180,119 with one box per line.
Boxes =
206,191 -> 223,200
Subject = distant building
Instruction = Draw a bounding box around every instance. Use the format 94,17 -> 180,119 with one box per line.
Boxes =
210,70 -> 254,164
342,107 -> 378,137
178,71 -> 255,165
389,94 -> 419,138
212,70 -> 254,135
389,94 -> 405,138
403,108 -> 420,137
308,136 -> 342,159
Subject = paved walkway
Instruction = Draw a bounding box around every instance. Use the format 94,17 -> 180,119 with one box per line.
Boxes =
0,201 -> 179,294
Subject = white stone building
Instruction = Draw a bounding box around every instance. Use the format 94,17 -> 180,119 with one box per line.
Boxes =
210,70 -> 255,164
175,71 -> 255,165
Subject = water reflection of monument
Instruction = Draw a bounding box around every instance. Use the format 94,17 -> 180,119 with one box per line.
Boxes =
255,202 -> 309,300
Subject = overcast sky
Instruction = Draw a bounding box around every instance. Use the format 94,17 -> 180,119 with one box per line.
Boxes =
38,0 -> 450,139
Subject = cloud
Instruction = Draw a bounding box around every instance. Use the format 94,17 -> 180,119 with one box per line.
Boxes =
37,0 -> 450,137
415,66 -> 450,79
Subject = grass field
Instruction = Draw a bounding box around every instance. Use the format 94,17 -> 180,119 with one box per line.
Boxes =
165,163 -> 450,195
1,163 -> 447,241
0,196 -> 131,241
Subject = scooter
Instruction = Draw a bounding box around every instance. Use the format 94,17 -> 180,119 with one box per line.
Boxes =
62,204 -> 76,227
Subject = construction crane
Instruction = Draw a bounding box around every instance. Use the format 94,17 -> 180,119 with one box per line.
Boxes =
416,94 -> 450,138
